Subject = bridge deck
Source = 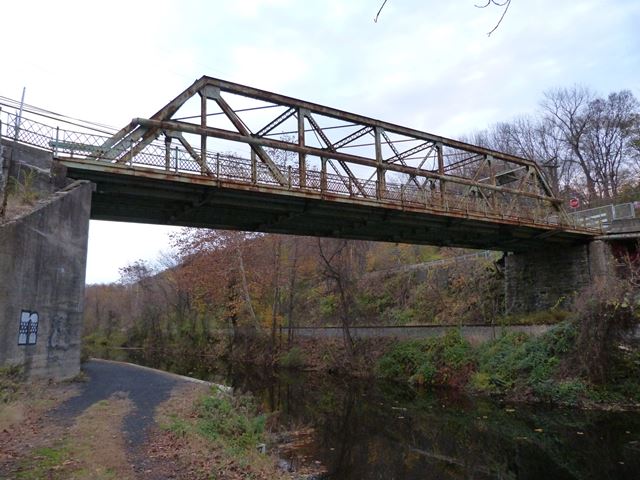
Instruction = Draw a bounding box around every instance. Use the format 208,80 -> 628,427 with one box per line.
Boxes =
61,158 -> 595,252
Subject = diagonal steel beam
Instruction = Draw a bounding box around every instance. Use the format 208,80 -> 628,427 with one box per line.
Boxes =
214,95 -> 287,186
256,107 -> 296,137
304,112 -> 369,197
387,140 -> 435,164
164,131 -> 211,175
333,126 -> 373,150
102,78 -> 208,163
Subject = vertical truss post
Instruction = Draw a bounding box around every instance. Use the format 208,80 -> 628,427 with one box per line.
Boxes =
487,155 -> 496,211
200,93 -> 207,175
374,128 -> 386,200
437,142 -> 445,205
174,145 -> 179,173
298,108 -> 306,188
164,136 -> 172,171
128,138 -> 134,166
321,157 -> 327,193
251,150 -> 257,184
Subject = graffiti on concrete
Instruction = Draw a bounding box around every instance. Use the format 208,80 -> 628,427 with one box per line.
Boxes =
49,314 -> 71,350
18,310 -> 39,345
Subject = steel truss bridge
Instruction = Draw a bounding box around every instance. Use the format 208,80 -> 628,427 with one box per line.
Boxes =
1,77 -> 598,251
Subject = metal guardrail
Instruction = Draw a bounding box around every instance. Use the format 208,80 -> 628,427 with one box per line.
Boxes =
570,203 -> 636,229
0,106 -> 622,233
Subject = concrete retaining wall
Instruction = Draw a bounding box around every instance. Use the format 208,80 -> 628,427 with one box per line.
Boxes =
0,180 -> 91,379
278,324 -> 553,344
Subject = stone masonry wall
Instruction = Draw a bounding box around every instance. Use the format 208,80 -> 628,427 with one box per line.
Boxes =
505,240 -> 615,314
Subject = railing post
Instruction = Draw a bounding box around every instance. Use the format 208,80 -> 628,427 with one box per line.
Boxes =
174,146 -> 179,173
128,138 -> 134,166
53,127 -> 59,158
320,157 -> 327,193
288,165 -> 292,189
216,153 -> 220,180
14,87 -> 26,141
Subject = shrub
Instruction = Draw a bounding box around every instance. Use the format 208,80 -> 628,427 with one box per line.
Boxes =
279,346 -> 306,368
377,330 -> 474,384
377,340 -> 429,380
409,361 -> 437,385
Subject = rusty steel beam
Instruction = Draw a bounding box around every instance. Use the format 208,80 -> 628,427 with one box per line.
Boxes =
101,78 -> 208,163
197,76 -> 541,169
257,107 -> 296,137
304,111 -> 368,197
213,95 -> 288,186
333,126 -> 373,149
85,76 -> 568,235
58,158 -> 596,246
132,117 -> 559,205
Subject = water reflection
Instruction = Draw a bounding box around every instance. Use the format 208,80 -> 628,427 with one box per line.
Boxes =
105,350 -> 640,479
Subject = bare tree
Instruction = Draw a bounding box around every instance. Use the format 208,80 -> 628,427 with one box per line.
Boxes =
541,86 -> 639,200
317,239 -> 367,356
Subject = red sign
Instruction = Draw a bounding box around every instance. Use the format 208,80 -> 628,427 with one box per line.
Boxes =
569,198 -> 580,209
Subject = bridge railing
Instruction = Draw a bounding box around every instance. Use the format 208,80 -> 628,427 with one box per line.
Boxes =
0,107 -> 598,232
570,203 -> 636,229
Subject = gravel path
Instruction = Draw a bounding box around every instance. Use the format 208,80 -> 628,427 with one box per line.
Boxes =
53,359 -> 196,477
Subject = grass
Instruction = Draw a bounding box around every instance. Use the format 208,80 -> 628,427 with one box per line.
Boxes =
197,392 -> 266,453
163,386 -> 268,453
156,383 -> 290,479
16,445 -> 72,480
7,167 -> 40,206
11,394 -> 134,480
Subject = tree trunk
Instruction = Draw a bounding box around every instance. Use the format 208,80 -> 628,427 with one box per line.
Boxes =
271,237 -> 282,349
286,240 -> 299,346
236,245 -> 258,327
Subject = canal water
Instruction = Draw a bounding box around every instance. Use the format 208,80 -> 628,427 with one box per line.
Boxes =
109,350 -> 640,479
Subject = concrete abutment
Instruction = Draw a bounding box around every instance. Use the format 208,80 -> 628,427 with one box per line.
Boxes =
0,141 -> 91,380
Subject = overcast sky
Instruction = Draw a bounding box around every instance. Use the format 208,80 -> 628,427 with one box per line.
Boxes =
2,0 -> 639,284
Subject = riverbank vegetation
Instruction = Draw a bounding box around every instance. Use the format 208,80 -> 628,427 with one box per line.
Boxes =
153,383 -> 295,480
378,281 -> 640,408
81,227 -> 640,409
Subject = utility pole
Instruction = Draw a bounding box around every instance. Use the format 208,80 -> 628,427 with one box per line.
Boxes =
0,87 -> 26,218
